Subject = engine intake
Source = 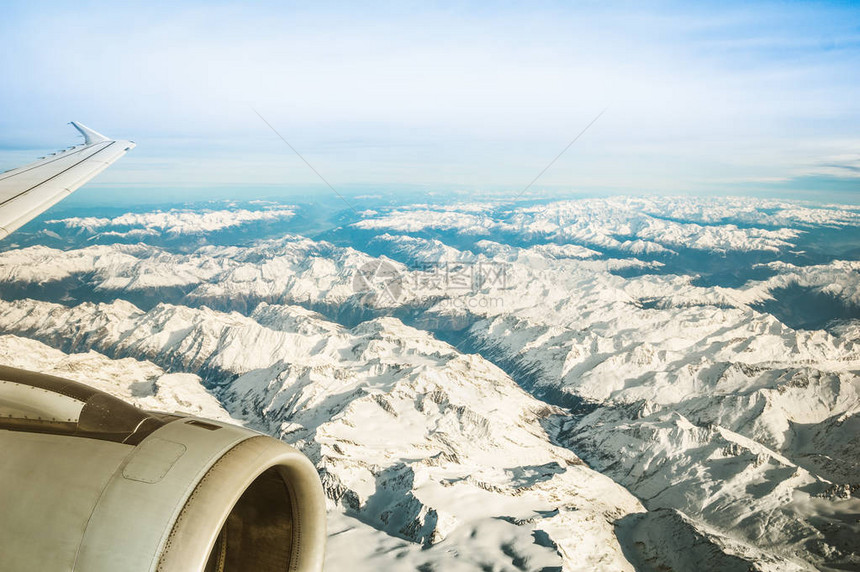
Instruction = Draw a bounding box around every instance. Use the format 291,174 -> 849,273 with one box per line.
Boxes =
0,365 -> 326,572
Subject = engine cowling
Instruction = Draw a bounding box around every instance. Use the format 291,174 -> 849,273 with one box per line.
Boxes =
0,365 -> 326,571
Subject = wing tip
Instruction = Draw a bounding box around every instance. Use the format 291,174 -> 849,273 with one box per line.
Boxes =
69,121 -> 111,145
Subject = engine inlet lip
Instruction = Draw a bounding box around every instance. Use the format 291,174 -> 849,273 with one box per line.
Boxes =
155,435 -> 326,572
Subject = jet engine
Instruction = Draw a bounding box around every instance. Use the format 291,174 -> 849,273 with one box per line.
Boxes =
0,365 -> 326,571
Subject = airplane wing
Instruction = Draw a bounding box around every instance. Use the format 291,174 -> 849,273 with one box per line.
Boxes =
0,122 -> 135,239
0,124 -> 327,570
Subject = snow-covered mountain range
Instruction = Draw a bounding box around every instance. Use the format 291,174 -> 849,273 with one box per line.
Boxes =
1,195 -> 858,570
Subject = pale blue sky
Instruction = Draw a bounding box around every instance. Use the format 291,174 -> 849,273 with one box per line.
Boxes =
1,1 -> 859,202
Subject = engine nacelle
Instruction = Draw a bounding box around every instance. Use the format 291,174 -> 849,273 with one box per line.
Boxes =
0,365 -> 326,571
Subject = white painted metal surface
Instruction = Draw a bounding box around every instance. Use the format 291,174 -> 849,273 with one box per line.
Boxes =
0,366 -> 326,572
0,379 -> 85,422
0,416 -> 327,572
0,122 -> 134,238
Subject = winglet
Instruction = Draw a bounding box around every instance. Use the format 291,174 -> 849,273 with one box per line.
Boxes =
70,121 -> 110,145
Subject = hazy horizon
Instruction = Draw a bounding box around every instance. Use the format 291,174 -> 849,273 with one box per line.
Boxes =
2,0 -> 859,203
